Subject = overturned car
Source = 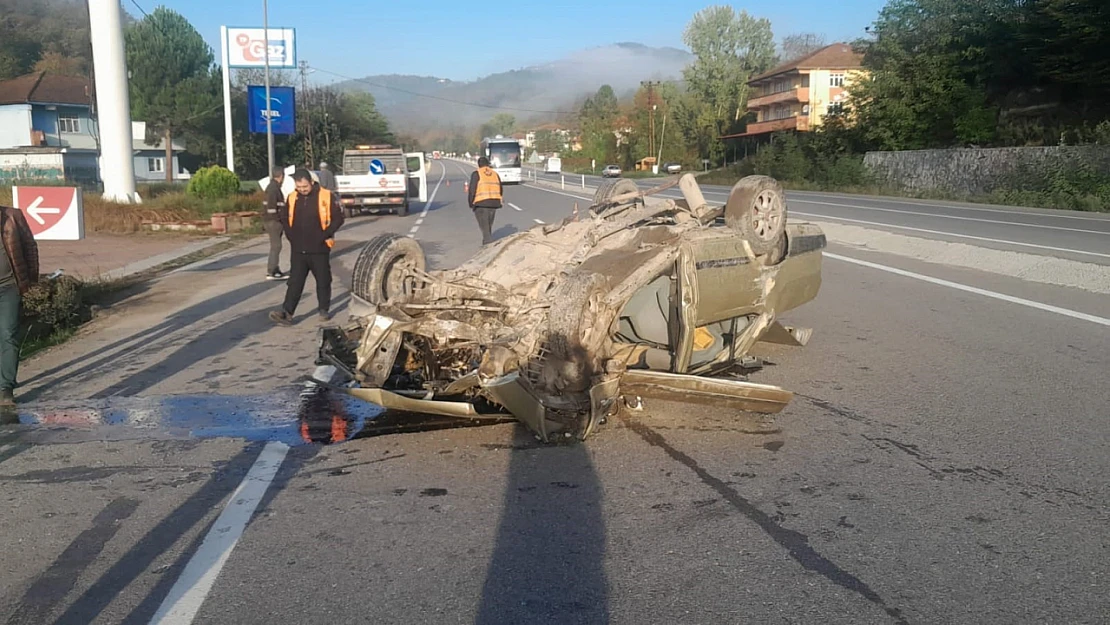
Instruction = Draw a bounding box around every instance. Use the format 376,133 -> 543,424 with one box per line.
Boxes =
316,174 -> 825,442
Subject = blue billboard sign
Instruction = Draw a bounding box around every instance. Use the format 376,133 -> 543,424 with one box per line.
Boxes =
247,85 -> 296,135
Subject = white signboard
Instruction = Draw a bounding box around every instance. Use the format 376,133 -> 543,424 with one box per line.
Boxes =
12,186 -> 86,241
226,27 -> 296,68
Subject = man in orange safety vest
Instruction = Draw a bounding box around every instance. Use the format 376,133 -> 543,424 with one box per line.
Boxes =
269,169 -> 345,325
467,156 -> 503,245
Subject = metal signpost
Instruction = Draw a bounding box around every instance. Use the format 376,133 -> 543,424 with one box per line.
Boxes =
220,24 -> 297,173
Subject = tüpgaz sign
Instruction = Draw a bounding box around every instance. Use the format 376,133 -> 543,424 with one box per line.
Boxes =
225,27 -> 296,68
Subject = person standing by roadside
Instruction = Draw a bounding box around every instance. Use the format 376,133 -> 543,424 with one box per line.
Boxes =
262,166 -> 289,280
0,205 -> 38,406
317,161 -> 338,193
467,156 -> 503,245
269,169 -> 345,325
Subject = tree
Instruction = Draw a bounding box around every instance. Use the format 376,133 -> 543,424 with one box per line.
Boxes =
780,33 -> 827,62
125,7 -> 219,182
32,51 -> 84,75
480,113 -> 516,139
681,5 -> 777,160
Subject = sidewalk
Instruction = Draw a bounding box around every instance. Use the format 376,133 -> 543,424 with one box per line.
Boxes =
36,233 -> 233,281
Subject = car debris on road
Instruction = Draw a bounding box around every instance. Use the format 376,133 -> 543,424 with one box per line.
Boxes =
314,173 -> 826,442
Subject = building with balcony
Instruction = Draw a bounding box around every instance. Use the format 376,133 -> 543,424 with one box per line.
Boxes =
722,43 -> 865,140
0,71 -> 189,185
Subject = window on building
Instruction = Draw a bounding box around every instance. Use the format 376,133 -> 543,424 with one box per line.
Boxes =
148,157 -> 164,173
58,117 -> 80,133
828,102 -> 845,115
830,73 -> 845,87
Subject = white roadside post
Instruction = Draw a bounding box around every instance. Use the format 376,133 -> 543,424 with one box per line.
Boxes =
220,26 -> 234,173
581,174 -> 585,189
88,0 -> 139,202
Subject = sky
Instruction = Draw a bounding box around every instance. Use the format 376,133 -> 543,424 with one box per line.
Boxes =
126,0 -> 887,84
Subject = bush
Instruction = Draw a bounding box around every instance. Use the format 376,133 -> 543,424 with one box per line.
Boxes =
22,275 -> 86,338
187,166 -> 240,200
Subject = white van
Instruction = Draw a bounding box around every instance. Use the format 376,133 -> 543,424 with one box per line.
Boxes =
545,157 -> 562,174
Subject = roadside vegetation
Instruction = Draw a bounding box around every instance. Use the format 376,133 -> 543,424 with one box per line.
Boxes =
483,2 -> 1110,212
0,165 -> 264,233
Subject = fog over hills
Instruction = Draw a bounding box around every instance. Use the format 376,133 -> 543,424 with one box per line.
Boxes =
336,42 -> 692,132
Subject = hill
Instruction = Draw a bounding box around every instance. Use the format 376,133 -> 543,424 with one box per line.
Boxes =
335,42 -> 692,133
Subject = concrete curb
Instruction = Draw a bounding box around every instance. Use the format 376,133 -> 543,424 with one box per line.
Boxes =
100,236 -> 233,281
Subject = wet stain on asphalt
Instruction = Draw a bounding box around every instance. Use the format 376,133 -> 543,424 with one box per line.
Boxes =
763,441 -> 785,452
622,415 -> 909,625
420,488 -> 448,497
0,383 -> 513,448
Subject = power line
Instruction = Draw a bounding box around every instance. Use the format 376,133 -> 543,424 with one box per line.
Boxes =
128,0 -> 148,17
307,66 -> 579,116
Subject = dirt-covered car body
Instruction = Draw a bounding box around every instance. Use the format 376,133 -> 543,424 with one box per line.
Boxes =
317,174 -> 825,441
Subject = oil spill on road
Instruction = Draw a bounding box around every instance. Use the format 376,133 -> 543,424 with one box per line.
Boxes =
0,385 -> 513,447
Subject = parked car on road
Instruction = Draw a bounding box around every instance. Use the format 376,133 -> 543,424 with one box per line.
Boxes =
602,164 -> 622,178
663,162 -> 682,174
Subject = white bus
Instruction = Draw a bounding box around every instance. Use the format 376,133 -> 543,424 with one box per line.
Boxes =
480,136 -> 523,184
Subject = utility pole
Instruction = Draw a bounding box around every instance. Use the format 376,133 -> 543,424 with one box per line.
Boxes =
88,0 -> 138,202
299,60 -> 314,167
641,80 -> 660,167
262,0 -> 275,176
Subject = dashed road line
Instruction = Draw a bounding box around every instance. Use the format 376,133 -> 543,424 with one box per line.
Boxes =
533,218 -> 545,225
826,252 -> 1110,327
509,202 -> 523,211
406,162 -> 447,239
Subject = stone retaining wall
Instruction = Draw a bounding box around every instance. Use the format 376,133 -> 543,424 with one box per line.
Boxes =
863,146 -> 1110,195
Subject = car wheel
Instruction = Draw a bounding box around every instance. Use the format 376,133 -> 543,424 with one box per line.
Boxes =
396,201 -> 409,217
350,233 -> 426,305
543,271 -> 611,396
591,178 -> 640,215
724,175 -> 788,257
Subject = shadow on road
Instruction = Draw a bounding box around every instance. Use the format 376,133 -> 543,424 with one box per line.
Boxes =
492,224 -> 519,240
474,427 -> 609,625
19,280 -> 284,401
178,253 -> 265,273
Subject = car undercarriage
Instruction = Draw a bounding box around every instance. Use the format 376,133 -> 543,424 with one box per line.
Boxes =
316,174 -> 826,442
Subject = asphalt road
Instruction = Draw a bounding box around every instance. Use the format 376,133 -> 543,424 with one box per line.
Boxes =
532,167 -> 1110,266
1,159 -> 1107,625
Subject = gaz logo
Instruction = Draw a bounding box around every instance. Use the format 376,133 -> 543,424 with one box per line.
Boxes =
236,33 -> 286,63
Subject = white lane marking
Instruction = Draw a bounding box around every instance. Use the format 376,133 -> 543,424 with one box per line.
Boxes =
794,198 -> 1108,235
524,184 -> 593,202
793,211 -> 1110,260
148,444 -> 288,624
407,162 -> 447,239
149,365 -> 334,625
533,218 -> 545,225
508,202 -> 523,211
826,252 -> 1110,327
790,191 -> 1110,223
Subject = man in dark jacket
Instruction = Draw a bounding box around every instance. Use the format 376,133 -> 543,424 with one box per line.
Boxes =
262,166 -> 288,280
317,161 -> 338,193
0,205 -> 38,406
269,169 -> 345,325
468,156 -> 503,245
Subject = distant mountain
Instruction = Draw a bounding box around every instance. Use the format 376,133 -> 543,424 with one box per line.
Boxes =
335,43 -> 693,133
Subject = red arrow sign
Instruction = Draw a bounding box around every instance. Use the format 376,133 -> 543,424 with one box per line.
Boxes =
13,187 -> 76,237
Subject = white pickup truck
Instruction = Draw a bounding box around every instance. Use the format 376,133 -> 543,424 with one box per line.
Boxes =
335,145 -> 428,217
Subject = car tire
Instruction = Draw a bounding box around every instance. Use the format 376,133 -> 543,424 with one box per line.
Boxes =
591,178 -> 640,215
396,201 -> 409,217
724,175 -> 788,257
350,233 -> 426,305
543,271 -> 611,396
